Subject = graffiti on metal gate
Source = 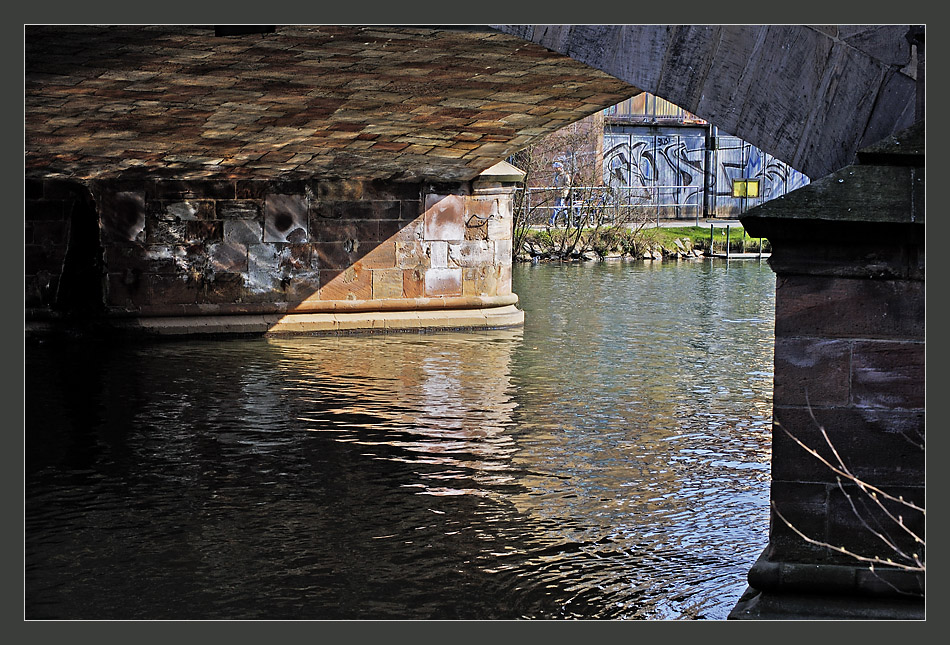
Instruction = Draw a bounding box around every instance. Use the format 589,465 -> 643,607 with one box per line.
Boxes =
604,127 -> 809,219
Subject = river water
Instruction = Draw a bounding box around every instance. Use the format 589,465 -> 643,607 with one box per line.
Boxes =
25,258 -> 776,620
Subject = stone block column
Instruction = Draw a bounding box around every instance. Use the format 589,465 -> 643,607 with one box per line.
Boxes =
729,122 -> 925,620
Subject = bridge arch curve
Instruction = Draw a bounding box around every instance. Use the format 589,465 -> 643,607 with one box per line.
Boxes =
495,24 -> 920,180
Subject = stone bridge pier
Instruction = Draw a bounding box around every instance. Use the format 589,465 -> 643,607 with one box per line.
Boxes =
27,163 -> 527,337
728,122 -> 925,620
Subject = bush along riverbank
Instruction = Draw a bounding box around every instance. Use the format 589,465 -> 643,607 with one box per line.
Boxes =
514,225 -> 771,263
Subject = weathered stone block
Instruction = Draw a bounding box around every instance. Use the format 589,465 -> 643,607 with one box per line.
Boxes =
462,266 -> 497,296
851,340 -> 925,409
224,219 -> 263,246
399,199 -> 422,221
488,213 -> 512,240
181,244 -> 211,273
772,406 -> 925,486
216,200 -> 263,219
380,218 -> 422,242
188,221 -> 223,242
396,241 -> 429,270
234,180 -> 270,200
424,267 -> 462,297
283,277 -> 322,303
773,338 -> 851,407
140,245 -> 188,275
151,180 -> 234,201
497,264 -> 512,295
276,243 -> 316,277
403,268 -> 425,298
208,241 -> 248,274
161,200 -> 215,221
448,240 -> 493,268
248,243 -> 280,270
463,217 -> 489,241
372,268 -> 404,299
313,241 -> 358,271
370,201 -> 402,220
463,197 -> 495,240
768,481 -> 833,562
364,180 -> 420,201
771,236 -> 922,288
825,484 -> 925,564
198,272 -> 245,304
319,266 -> 372,300
264,194 -> 309,242
146,219 -> 187,245
309,200 -> 346,220
312,219 -> 379,243
775,276 -> 924,340
246,244 -> 281,295
147,219 -> 222,245
495,239 -> 513,264
99,191 -> 146,242
424,194 -> 465,241
313,179 -> 365,201
428,241 -> 448,268
360,242 -> 397,269
310,200 -> 398,222
148,274 -> 200,305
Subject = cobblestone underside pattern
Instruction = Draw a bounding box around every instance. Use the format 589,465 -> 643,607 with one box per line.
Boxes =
25,25 -> 640,183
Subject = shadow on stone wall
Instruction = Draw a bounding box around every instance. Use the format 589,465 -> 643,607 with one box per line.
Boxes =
26,177 -> 517,331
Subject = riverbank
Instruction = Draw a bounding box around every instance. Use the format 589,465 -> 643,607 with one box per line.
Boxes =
515,222 -> 772,263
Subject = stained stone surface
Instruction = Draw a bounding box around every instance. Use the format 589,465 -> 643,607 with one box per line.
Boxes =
25,25 -> 639,183
493,24 -> 919,179
730,122 -> 924,619
26,176 -> 520,317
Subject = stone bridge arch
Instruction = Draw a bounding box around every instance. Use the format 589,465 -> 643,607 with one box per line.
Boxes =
493,25 -> 921,180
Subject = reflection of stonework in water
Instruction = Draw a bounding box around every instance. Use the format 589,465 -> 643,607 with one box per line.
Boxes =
268,331 -> 520,495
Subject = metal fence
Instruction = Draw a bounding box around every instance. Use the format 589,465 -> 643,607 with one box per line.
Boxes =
515,184 -> 705,228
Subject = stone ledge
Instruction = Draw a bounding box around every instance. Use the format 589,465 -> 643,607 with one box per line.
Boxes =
729,548 -> 925,620
29,304 -> 525,338
746,549 -> 924,599
729,586 -> 925,620
96,294 -> 520,318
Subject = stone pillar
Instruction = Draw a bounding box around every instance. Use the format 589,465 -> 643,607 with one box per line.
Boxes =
25,163 -> 526,338
729,122 -> 924,620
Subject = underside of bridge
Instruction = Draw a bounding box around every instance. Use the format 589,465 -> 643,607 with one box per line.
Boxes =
25,24 -> 925,620
25,25 -> 642,336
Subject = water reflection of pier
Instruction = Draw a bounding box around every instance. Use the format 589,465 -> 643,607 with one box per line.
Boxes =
269,330 -> 522,497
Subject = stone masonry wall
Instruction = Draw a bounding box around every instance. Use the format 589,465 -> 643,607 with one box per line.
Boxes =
768,267 -> 925,568
26,178 -> 516,320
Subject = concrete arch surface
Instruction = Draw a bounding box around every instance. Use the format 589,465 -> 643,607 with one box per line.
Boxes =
493,25 -> 921,180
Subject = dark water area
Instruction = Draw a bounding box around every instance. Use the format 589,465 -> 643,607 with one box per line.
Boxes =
25,258 -> 776,620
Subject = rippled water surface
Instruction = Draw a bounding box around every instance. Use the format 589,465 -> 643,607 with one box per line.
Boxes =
26,258 -> 776,620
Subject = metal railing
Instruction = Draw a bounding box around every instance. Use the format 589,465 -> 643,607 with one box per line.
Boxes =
515,185 -> 704,227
